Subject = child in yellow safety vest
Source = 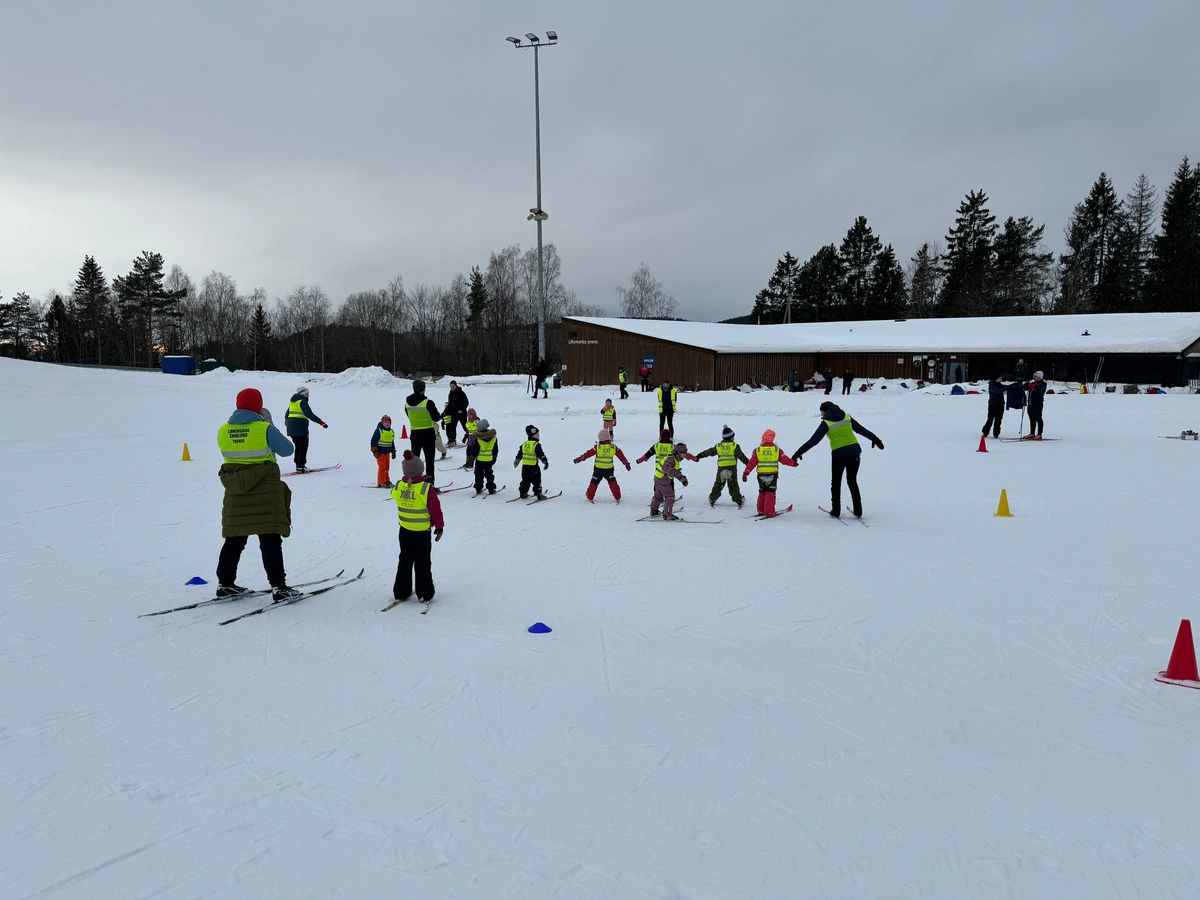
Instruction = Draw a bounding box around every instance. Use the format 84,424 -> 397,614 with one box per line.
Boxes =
573,429 -> 631,503
694,425 -> 749,508
600,398 -> 617,434
390,451 -> 445,605
460,408 -> 480,470
370,415 -> 397,487
636,429 -> 698,478
650,443 -> 690,520
472,419 -> 499,494
742,428 -> 798,517
513,424 -> 550,499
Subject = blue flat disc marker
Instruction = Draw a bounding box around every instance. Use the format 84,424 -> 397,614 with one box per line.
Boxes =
527,622 -> 552,634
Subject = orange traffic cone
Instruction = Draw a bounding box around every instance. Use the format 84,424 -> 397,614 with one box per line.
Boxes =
181,443 -> 192,461
993,489 -> 1012,517
977,434 -> 988,453
400,424 -> 408,439
1155,619 -> 1200,688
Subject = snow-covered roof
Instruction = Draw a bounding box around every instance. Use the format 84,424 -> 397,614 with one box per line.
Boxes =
565,313 -> 1200,355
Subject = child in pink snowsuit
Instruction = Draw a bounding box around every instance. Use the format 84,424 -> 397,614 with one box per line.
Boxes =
742,428 -> 797,517
573,429 -> 631,503
650,442 -> 689,520
600,398 -> 617,434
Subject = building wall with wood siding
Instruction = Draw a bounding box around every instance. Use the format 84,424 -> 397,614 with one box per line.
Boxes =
562,319 -> 717,389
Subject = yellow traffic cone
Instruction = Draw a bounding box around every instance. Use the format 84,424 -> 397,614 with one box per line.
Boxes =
994,488 -> 1012,517
181,443 -> 192,462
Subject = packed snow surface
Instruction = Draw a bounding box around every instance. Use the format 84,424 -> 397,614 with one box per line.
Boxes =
2,357 -> 1199,898
567,312 -> 1200,354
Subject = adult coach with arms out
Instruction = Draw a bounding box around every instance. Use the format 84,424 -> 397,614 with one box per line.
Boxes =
285,386 -> 328,474
215,388 -> 300,601
793,400 -> 884,519
656,381 -> 678,434
405,379 -> 442,483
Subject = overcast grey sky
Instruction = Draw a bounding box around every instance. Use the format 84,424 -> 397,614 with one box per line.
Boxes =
2,0 -> 1197,321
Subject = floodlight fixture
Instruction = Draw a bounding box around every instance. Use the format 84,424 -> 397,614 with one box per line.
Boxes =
525,32 -> 539,42
546,30 -> 558,41
506,36 -> 521,45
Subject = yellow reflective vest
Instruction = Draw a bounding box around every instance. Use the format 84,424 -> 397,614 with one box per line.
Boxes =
594,442 -> 616,470
217,420 -> 275,464
715,440 -> 738,468
824,416 -> 858,451
656,387 -> 678,413
377,428 -> 395,449
406,400 -> 434,430
653,441 -> 676,478
391,480 -> 431,531
521,439 -> 539,466
476,436 -> 496,463
287,398 -> 306,420
756,444 -> 780,474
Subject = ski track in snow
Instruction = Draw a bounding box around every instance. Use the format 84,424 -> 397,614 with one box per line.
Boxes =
1,359 -> 1199,897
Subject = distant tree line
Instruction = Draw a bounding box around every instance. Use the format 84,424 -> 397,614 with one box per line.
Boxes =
0,244 -> 609,373
750,157 -> 1200,322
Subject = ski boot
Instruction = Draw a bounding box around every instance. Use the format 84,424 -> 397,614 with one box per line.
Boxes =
216,584 -> 250,598
272,585 -> 302,603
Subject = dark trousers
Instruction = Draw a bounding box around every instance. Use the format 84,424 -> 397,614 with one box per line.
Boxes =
640,377 -> 650,392
824,381 -> 833,395
519,464 -> 543,497
462,444 -> 477,469
292,434 -> 309,468
394,528 -> 434,601
842,380 -> 852,395
474,460 -> 496,491
658,409 -> 674,435
1028,406 -> 1044,436
831,454 -> 862,516
619,381 -> 629,399
982,406 -> 1004,437
446,412 -> 467,443
217,534 -> 285,588
410,429 -> 436,483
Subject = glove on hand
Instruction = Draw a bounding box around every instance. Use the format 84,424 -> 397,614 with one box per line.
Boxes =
434,528 -> 444,542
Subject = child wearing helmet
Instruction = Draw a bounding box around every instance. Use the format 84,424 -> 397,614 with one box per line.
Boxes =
370,414 -> 397,487
573,429 -> 631,503
742,428 -> 798,518
514,424 -> 550,499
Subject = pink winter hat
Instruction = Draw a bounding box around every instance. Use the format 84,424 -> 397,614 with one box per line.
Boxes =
761,428 -> 776,443
401,450 -> 424,479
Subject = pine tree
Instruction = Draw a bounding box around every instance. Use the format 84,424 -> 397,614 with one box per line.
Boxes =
993,217 -> 1055,315
939,190 -> 997,316
43,295 -> 72,362
1125,173 -> 1159,308
751,252 -> 800,323
837,217 -> 883,319
112,251 -> 187,366
868,245 -> 909,318
465,265 -> 489,372
0,291 -> 35,358
1059,173 -> 1136,312
1148,157 -> 1200,312
71,255 -> 110,364
793,245 -> 845,322
250,303 -> 272,370
907,243 -> 941,317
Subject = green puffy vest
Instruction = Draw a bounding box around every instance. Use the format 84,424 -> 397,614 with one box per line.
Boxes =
392,480 -> 431,531
217,420 -> 274,464
824,416 -> 858,451
405,399 -> 434,430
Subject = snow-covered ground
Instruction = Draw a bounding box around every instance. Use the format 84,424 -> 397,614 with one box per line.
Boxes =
3,357 -> 1198,898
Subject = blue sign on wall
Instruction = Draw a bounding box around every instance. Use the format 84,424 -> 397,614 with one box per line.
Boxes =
643,355 -> 656,368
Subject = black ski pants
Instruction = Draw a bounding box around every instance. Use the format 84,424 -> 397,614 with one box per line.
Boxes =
619,380 -> 629,399
982,405 -> 1004,438
519,464 -> 543,497
842,379 -> 852,395
410,428 -> 436,483
1028,405 -> 1044,436
218,534 -> 285,588
830,454 -> 862,517
658,409 -> 675,435
474,460 -> 496,492
292,435 -> 309,469
445,411 -> 467,443
394,528 -> 434,601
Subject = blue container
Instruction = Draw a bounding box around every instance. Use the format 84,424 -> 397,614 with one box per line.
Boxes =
162,355 -> 197,376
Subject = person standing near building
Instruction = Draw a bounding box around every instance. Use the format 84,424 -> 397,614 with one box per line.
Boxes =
600,398 -> 617,435
742,428 -> 797,518
650,443 -> 690,520
793,401 -> 884,519
787,370 -> 801,392
617,366 -> 629,400
215,388 -> 299,601
1014,358 -> 1029,381
1025,371 -> 1047,439
285,386 -> 328,474
514,425 -> 549,500
823,369 -> 835,395
405,379 -> 442,484
656,381 -> 678,434
531,357 -> 550,399
573,429 -> 631,504
982,374 -> 1007,438
444,380 -> 469,446
841,368 -> 854,395
639,363 -> 652,392
694,425 -> 748,508
390,451 -> 445,606
370,414 -> 396,488
472,419 -> 499,494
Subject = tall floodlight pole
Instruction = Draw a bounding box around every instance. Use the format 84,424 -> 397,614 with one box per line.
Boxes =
507,31 -> 558,362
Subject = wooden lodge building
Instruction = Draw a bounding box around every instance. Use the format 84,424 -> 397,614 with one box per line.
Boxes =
561,313 -> 1200,390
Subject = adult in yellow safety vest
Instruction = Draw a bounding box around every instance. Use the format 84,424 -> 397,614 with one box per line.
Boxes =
285,386 -> 327,473
617,366 -> 629,400
656,382 -> 679,434
215,388 -> 298,601
405,379 -> 442,484
390,450 -> 445,605
792,401 -> 884,519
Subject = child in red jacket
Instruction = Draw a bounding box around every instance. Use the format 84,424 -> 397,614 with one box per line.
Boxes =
742,428 -> 797,517
573,429 -> 631,503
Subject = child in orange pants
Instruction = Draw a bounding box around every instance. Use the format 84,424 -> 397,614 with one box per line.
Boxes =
371,415 -> 397,487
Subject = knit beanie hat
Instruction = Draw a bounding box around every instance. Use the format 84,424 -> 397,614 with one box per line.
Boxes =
721,425 -> 734,440
467,407 -> 477,419
381,415 -> 392,425
296,386 -> 309,397
1033,371 -> 1044,380
660,428 -> 672,441
673,442 -> 688,454
479,419 -> 490,430
236,388 -> 263,413
525,424 -> 539,437
819,401 -> 834,414
401,450 -> 424,479
762,428 -> 776,443
412,379 -> 426,394
597,429 -> 612,442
